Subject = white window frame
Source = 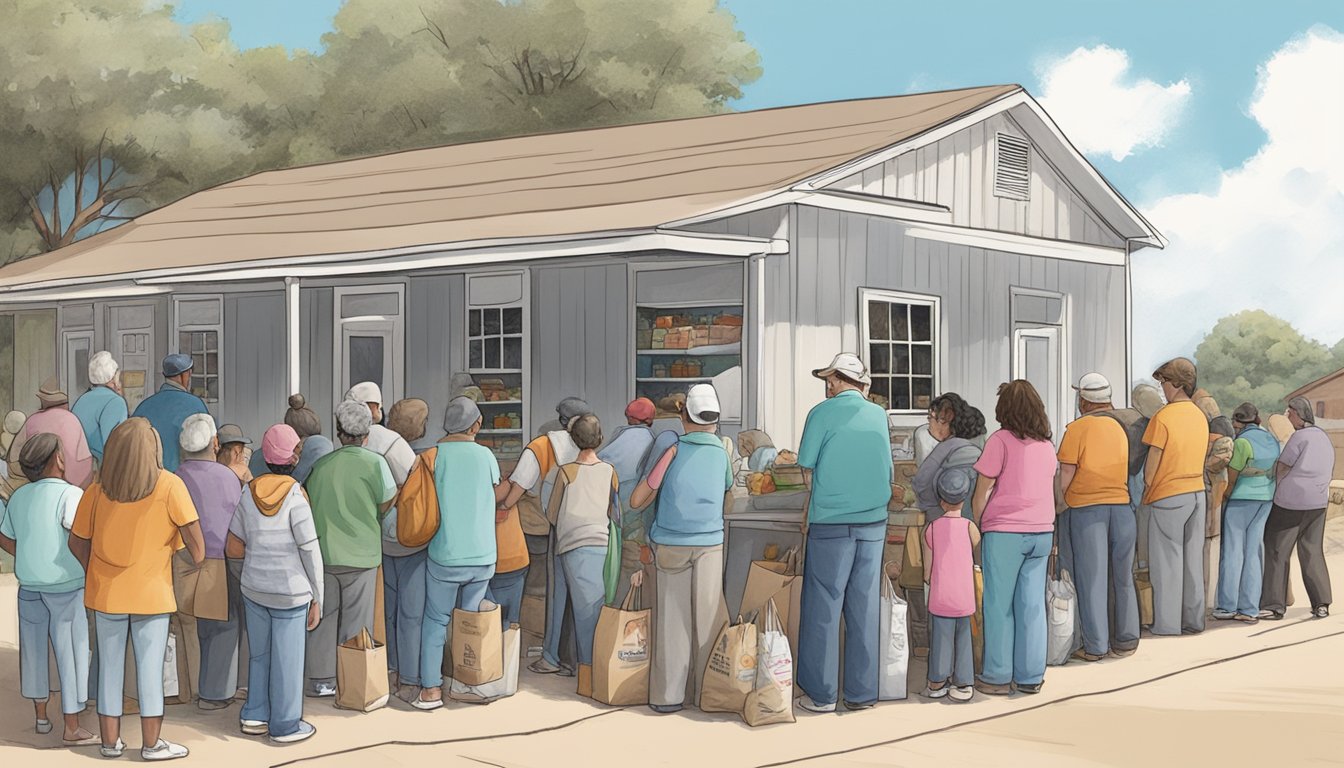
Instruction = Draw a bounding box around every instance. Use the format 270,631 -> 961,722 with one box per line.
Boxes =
333,284 -> 405,410
171,294 -> 225,405
859,287 -> 942,416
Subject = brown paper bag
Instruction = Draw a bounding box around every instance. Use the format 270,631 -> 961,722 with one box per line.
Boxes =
452,603 -> 504,686
699,617 -> 758,714
336,629 -> 390,712
174,555 -> 229,622
898,526 -> 924,589
740,549 -> 802,651
1135,568 -> 1154,627
591,586 -> 651,706
970,565 -> 985,672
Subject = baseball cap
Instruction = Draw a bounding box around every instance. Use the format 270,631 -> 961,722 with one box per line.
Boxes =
162,353 -> 194,377
345,381 -> 383,406
262,424 -> 302,465
216,424 -> 251,447
1232,402 -> 1259,424
1072,372 -> 1112,404
812,353 -> 871,386
684,384 -> 721,425
625,397 -> 656,424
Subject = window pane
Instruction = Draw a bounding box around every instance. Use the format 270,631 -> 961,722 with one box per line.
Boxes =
485,338 -> 501,369
469,339 -> 483,368
74,348 -> 90,393
179,332 -> 192,355
912,345 -> 932,375
192,353 -> 206,373
192,333 -> 205,353
503,337 -> 522,369
204,331 -> 218,353
893,344 -> 910,374
869,344 -> 890,374
890,377 -> 911,411
205,377 -> 219,402
349,335 -> 385,390
502,307 -> 523,334
340,292 -> 399,319
483,308 -> 501,336
867,301 -> 890,341
892,304 -> 910,341
911,304 -> 932,341
177,298 -> 221,326
190,375 -> 207,399
869,376 -> 890,406
468,310 -> 481,338
912,377 -> 933,410
206,352 -> 219,375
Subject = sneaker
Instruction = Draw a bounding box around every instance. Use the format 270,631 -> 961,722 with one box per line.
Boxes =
1071,649 -> 1105,663
796,696 -> 836,714
197,698 -> 231,711
949,686 -> 974,703
975,679 -> 1012,696
558,664 -> 576,678
528,658 -> 561,675
1211,609 -> 1237,621
308,682 -> 336,698
395,684 -> 421,704
35,718 -> 53,735
1233,613 -> 1259,624
1313,605 -> 1330,619
240,720 -> 268,736
1109,645 -> 1138,659
141,739 -> 190,761
270,721 -> 316,745
843,700 -> 875,712
1258,609 -> 1285,621
649,703 -> 684,714
411,692 -> 444,711
922,684 -> 949,700
100,738 -> 126,758
1015,681 -> 1043,695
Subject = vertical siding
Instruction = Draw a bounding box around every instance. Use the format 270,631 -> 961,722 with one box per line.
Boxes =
300,287 -> 334,435
406,274 -> 465,441
221,293 -> 287,443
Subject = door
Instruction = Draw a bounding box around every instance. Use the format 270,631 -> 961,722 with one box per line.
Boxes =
1013,326 -> 1064,442
62,330 -> 94,399
109,305 -> 156,413
339,321 -> 397,402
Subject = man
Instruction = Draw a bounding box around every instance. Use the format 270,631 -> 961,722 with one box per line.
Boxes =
795,354 -> 892,713
598,397 -> 658,603
1141,358 -> 1210,636
1127,384 -> 1164,572
176,414 -> 247,710
1260,397 -> 1335,620
1056,373 -> 1139,661
132,354 -> 209,472
302,401 -> 397,697
71,351 -> 129,468
16,379 -> 94,489
216,425 -> 254,485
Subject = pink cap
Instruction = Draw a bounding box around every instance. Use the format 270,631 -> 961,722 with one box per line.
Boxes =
262,424 -> 302,465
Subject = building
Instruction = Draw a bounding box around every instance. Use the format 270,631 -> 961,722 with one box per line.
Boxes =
0,84 -> 1164,465
1286,368 -> 1344,479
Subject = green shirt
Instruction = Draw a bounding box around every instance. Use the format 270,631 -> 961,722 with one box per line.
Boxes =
304,446 -> 396,569
797,390 -> 893,525
428,441 -> 500,568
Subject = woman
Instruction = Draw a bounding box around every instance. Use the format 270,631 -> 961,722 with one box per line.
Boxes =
382,397 -> 431,701
249,395 -> 334,483
913,393 -> 987,522
1214,403 -> 1279,623
68,417 -> 204,761
971,381 -> 1058,697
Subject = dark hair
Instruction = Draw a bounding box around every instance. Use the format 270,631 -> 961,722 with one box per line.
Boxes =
571,414 -> 603,451
1209,416 -> 1234,439
928,393 -> 987,440
995,380 -> 1053,442
266,462 -> 297,476
285,394 -> 324,439
19,433 -> 62,482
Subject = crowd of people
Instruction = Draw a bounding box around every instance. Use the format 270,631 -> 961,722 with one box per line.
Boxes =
0,347 -> 1335,759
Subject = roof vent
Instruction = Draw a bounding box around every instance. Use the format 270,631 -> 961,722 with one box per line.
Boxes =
994,132 -> 1030,201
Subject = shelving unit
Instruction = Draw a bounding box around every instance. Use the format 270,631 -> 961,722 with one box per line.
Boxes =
634,302 -> 744,419
460,283 -> 528,461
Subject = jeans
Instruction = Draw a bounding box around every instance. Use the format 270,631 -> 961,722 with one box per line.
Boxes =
1261,506 -> 1332,613
197,558 -> 247,701
95,612 -> 170,718
18,588 -> 89,714
487,567 -> 529,629
1068,504 -> 1140,655
383,550 -> 428,686
305,566 -> 379,690
240,598 -> 308,737
928,614 -> 973,688
980,532 -> 1051,686
1145,492 -> 1206,635
1216,500 -> 1273,616
545,547 -> 606,667
797,521 -> 884,707
420,560 -> 494,688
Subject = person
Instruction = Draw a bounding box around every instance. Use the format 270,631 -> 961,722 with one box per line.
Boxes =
1141,358 -> 1210,636
248,395 -> 334,483
1266,413 -> 1295,447
922,468 -> 980,703
414,397 -> 502,710
793,354 -> 892,714
216,424 -> 254,485
176,414 -> 248,710
68,417 -> 204,761
597,398 -> 658,604
382,397 -> 431,700
302,401 -> 396,698
132,354 -> 209,472
1056,373 -> 1139,661
0,434 -> 96,744
1214,403 -> 1279,623
972,380 -> 1058,697
1,410 -> 26,498
628,384 -> 732,714
1128,384 -> 1164,572
15,379 -> 94,489
543,415 -> 619,686
912,392 -> 987,522
71,351 -> 129,469
226,424 -> 323,744
1260,397 -> 1335,620
1203,415 -> 1235,607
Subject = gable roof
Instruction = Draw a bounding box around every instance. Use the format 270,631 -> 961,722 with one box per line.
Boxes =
1288,367 -> 1344,400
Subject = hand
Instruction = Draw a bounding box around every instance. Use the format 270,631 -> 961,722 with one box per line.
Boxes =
307,601 -> 321,631
495,508 -> 511,523
629,570 -> 644,588
639,545 -> 653,566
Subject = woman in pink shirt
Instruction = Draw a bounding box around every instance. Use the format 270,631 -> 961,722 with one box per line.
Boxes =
971,381 -> 1058,696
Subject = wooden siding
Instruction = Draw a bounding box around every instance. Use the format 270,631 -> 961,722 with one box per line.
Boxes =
221,292 -> 287,443
300,287 -> 334,434
407,274 -> 465,444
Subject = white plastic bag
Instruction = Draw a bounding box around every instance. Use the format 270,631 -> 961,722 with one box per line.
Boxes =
878,573 -> 910,700
449,624 -> 520,704
744,599 -> 794,726
163,632 -> 180,699
1046,569 -> 1079,667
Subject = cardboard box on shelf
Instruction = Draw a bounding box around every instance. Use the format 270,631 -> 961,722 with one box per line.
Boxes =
714,314 -> 744,327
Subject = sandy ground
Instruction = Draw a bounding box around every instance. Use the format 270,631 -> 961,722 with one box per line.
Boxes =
1,519 -> 1341,767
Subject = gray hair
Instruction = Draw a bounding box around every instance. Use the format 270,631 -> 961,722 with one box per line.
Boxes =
89,351 -> 120,387
336,400 -> 373,437
1132,384 -> 1164,420
1287,396 -> 1316,426
179,413 -> 217,455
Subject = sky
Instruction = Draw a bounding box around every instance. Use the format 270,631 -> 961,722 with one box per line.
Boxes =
173,0 -> 1344,375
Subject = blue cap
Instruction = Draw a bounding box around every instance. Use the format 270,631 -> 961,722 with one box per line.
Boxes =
936,467 -> 973,506
162,353 -> 194,377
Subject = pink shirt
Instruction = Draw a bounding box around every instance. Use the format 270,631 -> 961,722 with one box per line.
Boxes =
924,516 -> 977,618
23,407 -> 94,490
972,430 -> 1057,534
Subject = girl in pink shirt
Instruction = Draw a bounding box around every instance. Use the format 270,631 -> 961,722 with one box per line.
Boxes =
922,468 -> 981,702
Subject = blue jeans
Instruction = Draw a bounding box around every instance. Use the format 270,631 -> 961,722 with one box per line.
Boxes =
1068,504 -> 1139,655
1217,500 -> 1273,616
487,567 -> 529,629
798,521 -> 884,707
95,612 -> 170,718
928,614 -> 973,687
383,550 -> 428,686
240,598 -> 308,737
420,561 -> 494,688
18,588 -> 89,714
544,547 -> 606,667
981,532 -> 1051,686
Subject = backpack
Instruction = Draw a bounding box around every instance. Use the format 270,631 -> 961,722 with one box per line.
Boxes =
396,447 -> 440,548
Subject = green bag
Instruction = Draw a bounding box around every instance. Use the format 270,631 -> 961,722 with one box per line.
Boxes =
603,518 -> 622,606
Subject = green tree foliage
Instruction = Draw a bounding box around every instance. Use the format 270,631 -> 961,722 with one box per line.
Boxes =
1194,310 -> 1344,415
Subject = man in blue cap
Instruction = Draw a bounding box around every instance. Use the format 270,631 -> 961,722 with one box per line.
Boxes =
132,353 -> 210,472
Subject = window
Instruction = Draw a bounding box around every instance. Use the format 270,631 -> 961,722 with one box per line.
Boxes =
173,296 -> 223,404
468,307 -> 524,371
861,289 -> 939,413
463,272 -> 528,461
994,132 -> 1030,201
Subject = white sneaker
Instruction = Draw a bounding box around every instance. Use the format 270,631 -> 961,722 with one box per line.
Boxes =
949,685 -> 974,703
270,721 -> 316,744
240,719 -> 268,736
922,684 -> 949,699
310,682 -> 336,698
141,739 -> 190,761
411,693 -> 444,711
100,737 -> 126,758
796,695 -> 836,713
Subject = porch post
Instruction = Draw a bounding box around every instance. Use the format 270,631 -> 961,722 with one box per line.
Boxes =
286,277 -> 301,396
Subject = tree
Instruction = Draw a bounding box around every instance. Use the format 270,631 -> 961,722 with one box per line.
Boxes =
1193,310 -> 1342,415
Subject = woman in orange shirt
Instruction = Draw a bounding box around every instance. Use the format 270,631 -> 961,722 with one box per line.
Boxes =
68,417 -> 204,762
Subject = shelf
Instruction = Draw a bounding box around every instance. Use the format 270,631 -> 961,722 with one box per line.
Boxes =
636,343 -> 742,356
637,377 -> 714,383
637,302 -> 744,310
479,428 -> 523,435
468,369 -> 524,375
475,400 -> 523,406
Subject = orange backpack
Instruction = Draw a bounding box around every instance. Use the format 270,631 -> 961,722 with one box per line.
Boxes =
396,447 -> 440,548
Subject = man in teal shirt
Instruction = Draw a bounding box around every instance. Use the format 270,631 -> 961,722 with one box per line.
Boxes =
796,353 -> 892,714
1213,402 -> 1280,622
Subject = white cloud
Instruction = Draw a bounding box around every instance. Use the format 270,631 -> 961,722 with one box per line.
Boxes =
1038,45 -> 1191,161
1132,26 -> 1344,375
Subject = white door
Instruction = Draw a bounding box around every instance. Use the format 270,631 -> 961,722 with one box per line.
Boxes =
109,305 -> 156,413
62,330 -> 94,399
1013,326 -> 1065,442
339,320 -> 399,405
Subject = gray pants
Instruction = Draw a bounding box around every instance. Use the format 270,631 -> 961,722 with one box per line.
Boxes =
1261,506 -> 1332,613
18,588 -> 90,714
1145,492 -> 1206,635
197,558 -> 247,701
928,614 -> 972,688
1068,504 -> 1140,654
305,566 -> 379,689
652,544 -> 726,708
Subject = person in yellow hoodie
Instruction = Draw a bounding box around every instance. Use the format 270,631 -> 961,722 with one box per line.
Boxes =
225,425 -> 323,745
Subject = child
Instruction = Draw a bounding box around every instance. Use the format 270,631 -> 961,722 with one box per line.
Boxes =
923,467 -> 980,702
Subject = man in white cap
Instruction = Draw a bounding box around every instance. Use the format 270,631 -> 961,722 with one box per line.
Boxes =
1056,373 -> 1139,661
795,354 -> 892,714
72,351 -> 129,469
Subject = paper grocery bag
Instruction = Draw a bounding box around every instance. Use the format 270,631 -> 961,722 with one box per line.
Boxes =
450,624 -> 521,704
699,616 -> 758,714
970,565 -> 985,673
1135,569 -> 1154,628
174,555 -> 229,622
740,549 -> 802,651
744,599 -> 794,727
591,586 -> 651,706
336,629 -> 390,712
452,603 -> 504,686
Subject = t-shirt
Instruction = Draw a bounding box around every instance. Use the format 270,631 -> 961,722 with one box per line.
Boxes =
973,430 -> 1058,534
1141,401 -> 1209,505
797,390 -> 893,525
429,441 -> 500,568
1057,414 -> 1130,508
71,472 -> 200,615
22,407 -> 95,489
71,385 -> 128,463
304,446 -> 396,569
176,460 -> 244,560
1227,425 -> 1279,502
0,479 -> 85,593
549,462 -> 619,555
1274,426 -> 1335,510
228,476 -> 325,610
924,515 -> 977,618
130,381 -> 209,472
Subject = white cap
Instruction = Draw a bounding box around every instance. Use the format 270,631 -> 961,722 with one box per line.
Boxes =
89,351 -> 120,386
684,384 -> 721,425
812,353 -> 871,386
1072,372 -> 1112,404
345,381 -> 383,406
